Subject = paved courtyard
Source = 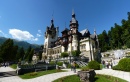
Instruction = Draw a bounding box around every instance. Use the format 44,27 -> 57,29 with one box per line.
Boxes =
0,67 -> 130,82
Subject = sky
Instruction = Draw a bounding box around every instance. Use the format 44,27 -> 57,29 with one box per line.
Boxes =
0,0 -> 130,45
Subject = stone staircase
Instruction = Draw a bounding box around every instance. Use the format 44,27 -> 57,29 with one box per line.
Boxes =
75,61 -> 88,67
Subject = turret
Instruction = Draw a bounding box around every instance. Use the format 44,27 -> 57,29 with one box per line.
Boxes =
69,10 -> 79,34
69,10 -> 79,51
44,18 -> 58,49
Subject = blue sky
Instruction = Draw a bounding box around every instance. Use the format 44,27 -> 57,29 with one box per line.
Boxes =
0,0 -> 130,45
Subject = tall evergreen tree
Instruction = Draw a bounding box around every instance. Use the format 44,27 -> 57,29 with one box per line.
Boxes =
16,47 -> 25,61
24,46 -> 32,60
0,39 -> 15,61
28,48 -> 34,62
98,12 -> 130,51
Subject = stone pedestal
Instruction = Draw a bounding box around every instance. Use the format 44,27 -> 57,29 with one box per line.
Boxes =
77,69 -> 96,82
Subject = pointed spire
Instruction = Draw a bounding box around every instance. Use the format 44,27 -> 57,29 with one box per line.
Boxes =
50,18 -> 54,28
51,11 -> 54,24
51,18 -> 53,23
94,28 -> 96,35
72,9 -> 75,18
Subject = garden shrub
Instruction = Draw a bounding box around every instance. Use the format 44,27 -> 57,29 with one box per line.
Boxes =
50,61 -> 55,65
57,62 -> 63,66
81,66 -> 89,71
50,61 -> 63,66
112,65 -> 121,70
100,64 -> 103,70
88,60 -> 100,70
71,50 -> 81,57
117,58 -> 130,72
10,64 -> 17,69
61,52 -> 69,57
67,63 -> 71,68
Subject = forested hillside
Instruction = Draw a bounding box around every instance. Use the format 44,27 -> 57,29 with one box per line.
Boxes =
98,12 -> 130,52
0,38 -> 42,62
0,37 -> 41,50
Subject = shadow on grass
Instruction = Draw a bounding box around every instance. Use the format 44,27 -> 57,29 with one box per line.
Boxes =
94,77 -> 99,82
0,71 -> 17,78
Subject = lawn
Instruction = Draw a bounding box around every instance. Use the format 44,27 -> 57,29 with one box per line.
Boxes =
53,74 -> 127,82
19,69 -> 66,79
10,64 -> 17,69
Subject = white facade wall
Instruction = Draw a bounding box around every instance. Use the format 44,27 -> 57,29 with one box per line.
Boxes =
85,41 -> 90,51
68,43 -> 71,52
44,30 -> 58,48
72,41 -> 78,50
61,46 -> 65,52
72,35 -> 78,50
80,38 -> 90,51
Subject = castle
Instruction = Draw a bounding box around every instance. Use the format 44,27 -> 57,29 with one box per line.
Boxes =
42,11 -> 100,62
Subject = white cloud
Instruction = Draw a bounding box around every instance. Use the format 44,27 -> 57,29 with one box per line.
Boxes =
9,29 -> 38,41
0,30 -> 7,37
37,34 -> 41,37
33,38 -> 38,41
38,30 -> 41,33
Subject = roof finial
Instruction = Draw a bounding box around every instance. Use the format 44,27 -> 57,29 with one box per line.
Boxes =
94,28 -> 96,35
72,9 -> 75,18
52,11 -> 54,20
51,11 -> 54,22
50,11 -> 54,28
72,9 -> 74,15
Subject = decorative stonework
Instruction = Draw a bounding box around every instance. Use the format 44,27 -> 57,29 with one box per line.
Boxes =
77,69 -> 96,82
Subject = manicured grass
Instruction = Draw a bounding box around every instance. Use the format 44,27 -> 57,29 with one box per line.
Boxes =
53,74 -> 127,82
19,69 -> 66,79
10,64 -> 17,69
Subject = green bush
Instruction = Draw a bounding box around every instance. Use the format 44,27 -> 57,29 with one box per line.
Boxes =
112,65 -> 121,70
50,61 -> 63,66
10,64 -> 17,69
100,64 -> 103,70
61,52 -> 69,57
57,62 -> 63,66
50,61 -> 55,65
71,50 -> 81,57
81,66 -> 89,71
67,63 -> 71,68
117,58 -> 130,71
88,60 -> 100,70
75,63 -> 79,68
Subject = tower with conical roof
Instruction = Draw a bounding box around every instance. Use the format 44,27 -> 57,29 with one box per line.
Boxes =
69,10 -> 79,51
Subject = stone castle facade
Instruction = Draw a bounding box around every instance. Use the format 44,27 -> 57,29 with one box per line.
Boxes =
42,11 -> 100,61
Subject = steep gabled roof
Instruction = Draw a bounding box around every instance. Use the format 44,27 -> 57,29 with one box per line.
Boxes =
61,28 -> 69,33
80,29 -> 90,36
